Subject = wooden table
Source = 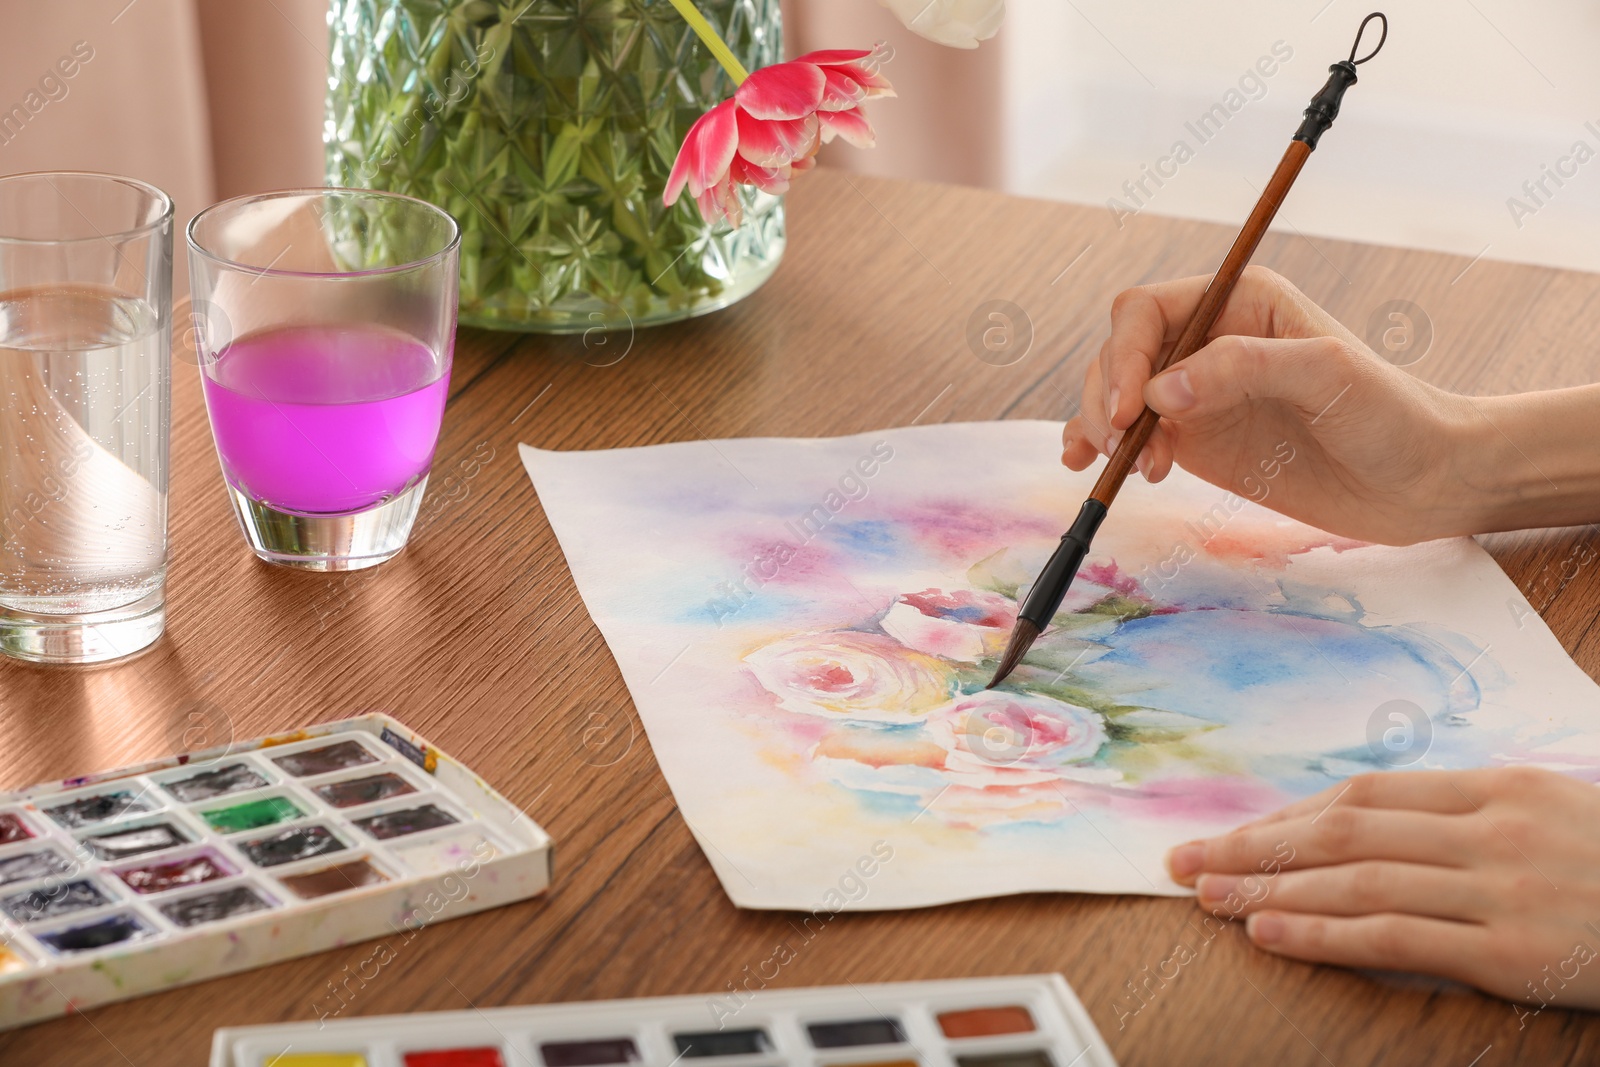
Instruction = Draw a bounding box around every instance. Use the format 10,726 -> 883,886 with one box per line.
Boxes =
4,169 -> 1600,1065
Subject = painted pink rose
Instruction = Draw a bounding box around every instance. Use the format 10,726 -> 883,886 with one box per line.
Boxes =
744,631 -> 956,723
881,587 -> 1015,661
925,690 -> 1109,785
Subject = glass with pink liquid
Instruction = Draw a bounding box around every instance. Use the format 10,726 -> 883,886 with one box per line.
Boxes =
186,190 -> 458,570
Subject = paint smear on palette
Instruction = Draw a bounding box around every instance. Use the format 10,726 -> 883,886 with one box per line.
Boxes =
279,859 -> 387,899
521,420 -> 1600,907
0,849 -> 72,887
37,912 -> 154,954
314,773 -> 417,808
202,796 -> 305,833
117,850 -> 234,894
0,944 -> 28,975
273,742 -> 378,778
404,1049 -> 507,1067
2,880 -> 110,923
83,823 -> 187,861
45,791 -> 152,829
392,831 -> 497,875
239,825 -> 345,868
354,805 -> 458,841
163,763 -> 268,803
159,885 -> 276,927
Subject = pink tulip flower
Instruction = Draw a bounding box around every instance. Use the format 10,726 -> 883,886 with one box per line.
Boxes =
664,45 -> 895,226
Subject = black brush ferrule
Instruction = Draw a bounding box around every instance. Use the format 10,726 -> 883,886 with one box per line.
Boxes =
1017,499 -> 1108,629
1293,60 -> 1358,149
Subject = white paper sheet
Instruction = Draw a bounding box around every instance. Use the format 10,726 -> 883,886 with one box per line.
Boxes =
521,421 -> 1600,910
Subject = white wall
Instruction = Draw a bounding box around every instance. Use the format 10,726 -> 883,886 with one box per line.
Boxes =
1002,0 -> 1600,273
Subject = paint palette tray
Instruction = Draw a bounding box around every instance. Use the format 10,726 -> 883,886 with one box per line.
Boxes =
210,974 -> 1117,1067
0,713 -> 551,1029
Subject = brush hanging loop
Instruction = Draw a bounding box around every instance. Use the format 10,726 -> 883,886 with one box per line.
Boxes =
1349,12 -> 1388,65
1293,12 -> 1386,148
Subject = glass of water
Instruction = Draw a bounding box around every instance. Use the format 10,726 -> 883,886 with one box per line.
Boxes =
0,172 -> 173,665
186,190 -> 458,571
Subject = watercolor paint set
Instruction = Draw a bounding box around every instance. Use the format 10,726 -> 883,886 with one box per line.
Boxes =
0,713 -> 551,1029
209,974 -> 1117,1067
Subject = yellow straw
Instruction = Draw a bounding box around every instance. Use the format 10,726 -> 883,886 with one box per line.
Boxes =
666,0 -> 749,84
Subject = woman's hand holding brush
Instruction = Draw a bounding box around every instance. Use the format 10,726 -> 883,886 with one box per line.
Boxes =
1061,267 -> 1600,546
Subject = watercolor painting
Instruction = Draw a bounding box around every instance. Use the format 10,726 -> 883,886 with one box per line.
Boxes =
521,421 -> 1600,908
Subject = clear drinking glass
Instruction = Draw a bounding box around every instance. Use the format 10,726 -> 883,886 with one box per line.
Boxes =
0,172 -> 173,665
186,189 -> 459,571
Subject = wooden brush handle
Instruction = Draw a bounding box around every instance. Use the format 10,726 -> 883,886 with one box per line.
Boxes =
1089,138 -> 1312,507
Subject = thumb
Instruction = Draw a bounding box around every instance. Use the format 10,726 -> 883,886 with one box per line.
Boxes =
1144,335 -> 1361,422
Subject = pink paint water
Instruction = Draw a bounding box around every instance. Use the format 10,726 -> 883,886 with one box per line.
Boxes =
201,325 -> 450,514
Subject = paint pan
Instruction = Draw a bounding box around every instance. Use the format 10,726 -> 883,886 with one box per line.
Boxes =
209,975 -> 1117,1067
0,713 -> 552,1030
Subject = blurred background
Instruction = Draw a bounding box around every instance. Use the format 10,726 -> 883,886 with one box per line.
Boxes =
4,0 -> 1598,276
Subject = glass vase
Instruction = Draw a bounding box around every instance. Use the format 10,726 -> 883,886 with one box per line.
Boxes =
325,0 -> 785,333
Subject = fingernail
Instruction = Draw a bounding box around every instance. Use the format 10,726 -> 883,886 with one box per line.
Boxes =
1167,842 -> 1204,880
1248,913 -> 1285,946
1136,446 -> 1153,480
1105,431 -> 1122,456
1148,367 -> 1196,414
1195,873 -> 1237,903
1107,386 -> 1121,421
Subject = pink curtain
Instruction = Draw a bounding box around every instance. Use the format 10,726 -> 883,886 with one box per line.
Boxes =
0,0 -> 999,245
0,1 -> 320,218
783,0 -> 1002,188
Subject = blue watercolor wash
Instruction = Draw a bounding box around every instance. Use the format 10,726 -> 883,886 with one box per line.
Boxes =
1071,608 -> 1475,756
933,602 -> 998,624
851,789 -> 926,820
827,519 -> 903,561
691,588 -> 816,628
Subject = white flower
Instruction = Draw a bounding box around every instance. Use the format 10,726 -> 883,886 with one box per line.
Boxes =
879,0 -> 1005,49
925,689 -> 1109,783
744,631 -> 956,723
880,586 -> 1015,662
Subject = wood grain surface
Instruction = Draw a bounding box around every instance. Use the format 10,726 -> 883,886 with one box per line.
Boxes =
3,169 -> 1599,1066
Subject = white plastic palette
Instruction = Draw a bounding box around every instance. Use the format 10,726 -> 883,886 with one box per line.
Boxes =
0,713 -> 551,1029
209,974 -> 1118,1067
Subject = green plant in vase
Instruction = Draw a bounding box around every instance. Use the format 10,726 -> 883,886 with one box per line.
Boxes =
325,0 -> 897,333
326,0 -> 777,331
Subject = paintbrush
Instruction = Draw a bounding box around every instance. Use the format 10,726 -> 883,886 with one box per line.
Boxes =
987,12 -> 1389,688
